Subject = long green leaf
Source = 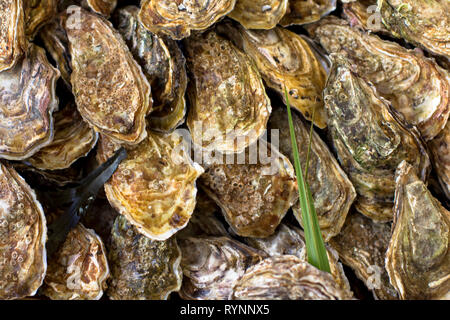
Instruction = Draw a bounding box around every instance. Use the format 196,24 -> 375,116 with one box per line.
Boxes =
284,86 -> 331,273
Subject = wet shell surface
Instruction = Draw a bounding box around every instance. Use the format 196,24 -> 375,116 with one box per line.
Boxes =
0,0 -> 25,71
228,0 -> 288,30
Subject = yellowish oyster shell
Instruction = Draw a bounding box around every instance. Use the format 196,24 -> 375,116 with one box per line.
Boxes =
228,0 -> 288,30
24,0 -> 58,39
280,0 -> 336,26
342,0 -> 389,34
0,0 -> 26,71
429,122 -> 450,200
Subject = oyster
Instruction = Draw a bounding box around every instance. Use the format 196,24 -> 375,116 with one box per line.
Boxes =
307,16 -> 450,141
0,162 -> 47,300
386,161 -> 450,299
228,0 -> 288,30
107,215 -> 182,300
115,6 -> 187,132
27,102 -> 98,171
268,107 -> 356,240
66,6 -> 151,145
184,30 -> 271,154
280,0 -> 336,26
0,0 -> 25,71
329,212 -> 398,300
232,255 -> 350,300
138,0 -> 236,40
97,130 -> 204,240
24,0 -> 58,39
0,44 -> 59,160
341,0 -> 388,34
58,0 -> 117,17
42,223 -> 109,300
218,22 -> 328,128
179,236 -> 265,300
429,122 -> 450,200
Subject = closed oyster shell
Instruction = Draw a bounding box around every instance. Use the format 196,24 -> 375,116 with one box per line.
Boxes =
324,55 -> 430,221
0,0 -> 25,71
97,130 -> 204,240
138,0 -> 236,40
228,0 -> 288,30
342,0 -> 388,34
179,236 -> 266,300
66,6 -> 151,145
429,122 -> 450,200
280,0 -> 336,26
107,215 -> 182,300
42,223 -> 109,300
27,102 -> 98,170
0,162 -> 47,300
184,30 -> 271,154
307,16 -> 450,141
329,212 -> 398,300
0,44 -> 59,160
232,255 -> 351,300
386,161 -> 450,300
115,6 -> 187,132
268,107 -> 356,240
24,0 -> 58,39
58,0 -> 117,17
199,139 -> 298,238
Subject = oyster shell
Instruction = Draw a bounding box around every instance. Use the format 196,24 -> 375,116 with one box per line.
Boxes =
66,6 -> 151,145
307,16 -> 450,141
280,0 -> 336,26
232,255 -> 350,300
179,236 -> 265,300
341,0 -> 388,34
429,121 -> 450,200
0,0 -> 25,71
268,107 -> 356,240
58,0 -> 117,17
386,161 -> 450,300
324,55 -> 430,221
115,6 -> 187,132
42,223 -> 109,300
27,102 -> 98,170
0,162 -> 47,300
228,0 -> 288,30
329,212 -> 398,300
184,30 -> 271,154
0,44 -> 59,160
24,0 -> 58,39
97,130 -> 204,240
138,0 -> 236,40
107,215 -> 182,300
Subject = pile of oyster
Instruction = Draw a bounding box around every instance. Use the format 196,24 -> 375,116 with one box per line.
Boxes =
0,0 -> 448,300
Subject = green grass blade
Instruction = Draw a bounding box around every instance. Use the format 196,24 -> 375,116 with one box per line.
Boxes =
284,86 -> 331,273
304,106 -> 316,180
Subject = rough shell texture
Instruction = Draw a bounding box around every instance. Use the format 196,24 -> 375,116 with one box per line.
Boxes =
329,212 -> 398,300
218,22 -> 328,128
429,121 -> 450,200
179,236 -> 265,300
27,102 -> 98,170
42,223 -> 109,300
228,0 -> 288,30
115,6 -> 187,132
280,0 -> 336,26
138,0 -> 237,40
24,0 -> 58,39
58,0 -> 117,17
0,44 -> 60,160
184,30 -> 271,154
0,162 -> 47,300
386,161 -> 450,300
0,0 -> 25,71
97,130 -> 204,240
307,16 -> 450,141
232,255 -> 350,300
66,6 -> 151,145
324,55 -> 430,221
268,107 -> 356,240
342,0 -> 388,34
199,139 -> 298,238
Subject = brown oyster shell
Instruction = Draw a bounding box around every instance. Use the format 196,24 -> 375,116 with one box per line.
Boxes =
0,44 -> 59,160
228,0 -> 288,30
386,161 -> 450,300
58,0 -> 117,17
198,139 -> 298,238
107,215 -> 182,300
329,212 -> 398,300
97,130 -> 204,240
218,22 -> 328,128
429,121 -> 450,200
0,0 -> 25,71
138,0 -> 236,40
280,0 -> 336,26
66,6 -> 151,145
268,107 -> 356,240
27,102 -> 98,170
184,30 -> 271,154
341,0 -> 388,34
232,255 -> 351,300
0,162 -> 47,300
323,55 -> 430,221
179,236 -> 266,300
308,16 -> 450,141
115,6 -> 187,132
24,0 -> 58,39
42,223 -> 109,300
